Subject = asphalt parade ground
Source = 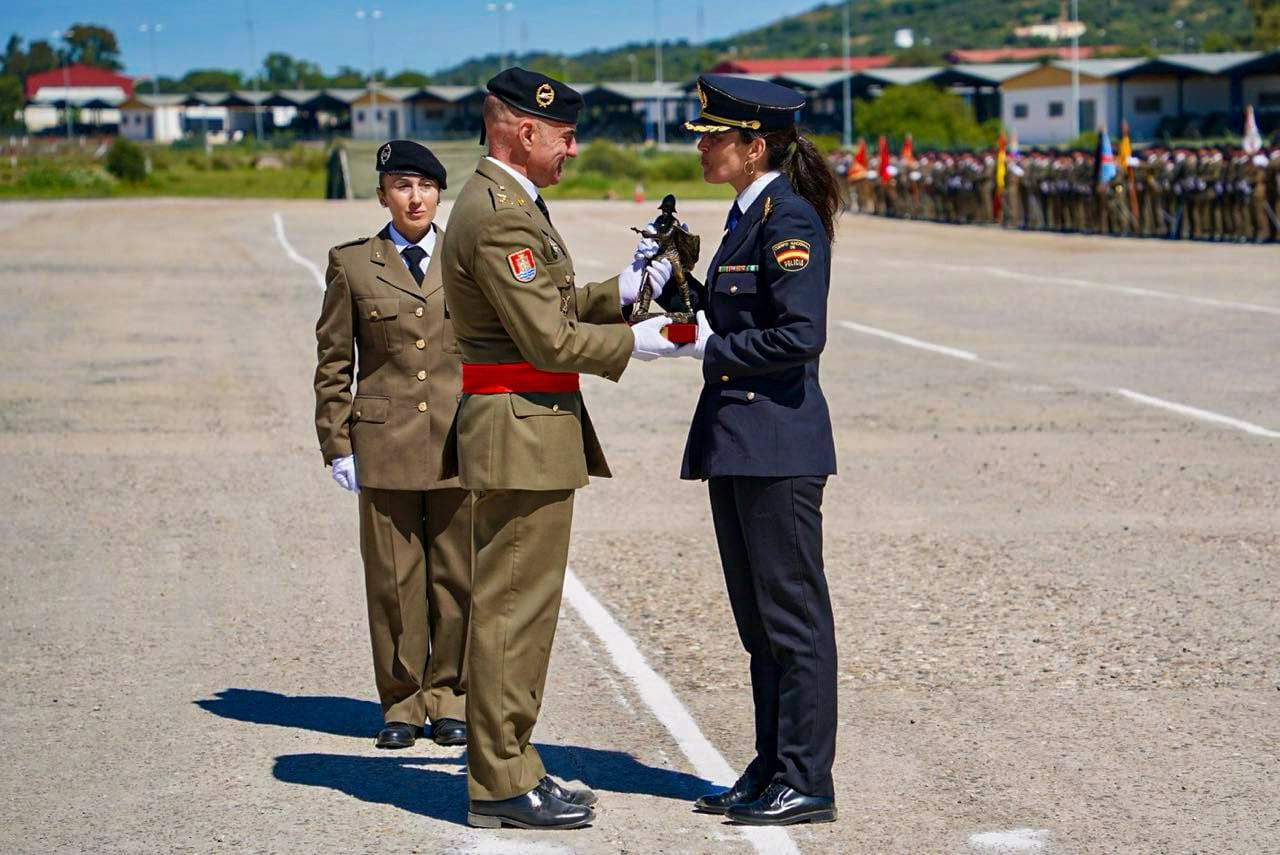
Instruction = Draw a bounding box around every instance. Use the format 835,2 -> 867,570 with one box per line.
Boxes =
1,194 -> 1277,854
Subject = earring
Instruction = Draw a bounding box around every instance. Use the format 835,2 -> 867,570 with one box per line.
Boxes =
745,160 -> 756,176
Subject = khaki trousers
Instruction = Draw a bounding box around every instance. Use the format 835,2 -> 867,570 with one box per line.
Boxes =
358,486 -> 471,726
465,488 -> 575,801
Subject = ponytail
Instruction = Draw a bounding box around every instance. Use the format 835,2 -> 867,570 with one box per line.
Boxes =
741,126 -> 848,242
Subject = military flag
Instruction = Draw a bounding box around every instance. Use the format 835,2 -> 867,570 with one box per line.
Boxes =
901,133 -> 914,164
854,137 -> 868,170
1096,128 -> 1116,184
1119,120 -> 1139,221
877,135 -> 890,185
1243,105 -> 1263,155
994,130 -> 1006,222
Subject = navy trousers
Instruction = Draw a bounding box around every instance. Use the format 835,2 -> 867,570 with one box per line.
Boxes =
708,475 -> 837,798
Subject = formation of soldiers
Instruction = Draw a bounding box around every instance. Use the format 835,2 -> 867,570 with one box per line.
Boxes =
832,144 -> 1280,243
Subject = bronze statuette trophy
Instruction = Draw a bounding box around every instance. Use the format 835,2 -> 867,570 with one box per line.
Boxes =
630,194 -> 699,343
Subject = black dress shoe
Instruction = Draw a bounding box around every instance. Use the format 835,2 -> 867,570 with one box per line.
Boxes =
430,718 -> 466,746
374,722 -> 416,750
694,769 -> 770,814
540,775 -> 598,806
468,781 -> 595,829
725,782 -> 837,826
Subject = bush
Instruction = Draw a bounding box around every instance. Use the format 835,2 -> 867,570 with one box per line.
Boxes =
105,138 -> 147,182
575,140 -> 643,180
640,152 -> 701,182
19,165 -> 116,194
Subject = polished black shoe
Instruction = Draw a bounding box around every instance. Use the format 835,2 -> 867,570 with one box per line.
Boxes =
725,782 -> 837,826
540,775 -> 598,807
694,769 -> 771,815
430,717 -> 466,746
374,722 -> 416,750
468,781 -> 595,829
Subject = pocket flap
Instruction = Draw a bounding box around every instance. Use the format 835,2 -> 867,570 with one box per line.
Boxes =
510,393 -> 575,418
714,272 -> 757,296
352,395 -> 390,423
719,389 -> 768,403
357,297 -> 400,321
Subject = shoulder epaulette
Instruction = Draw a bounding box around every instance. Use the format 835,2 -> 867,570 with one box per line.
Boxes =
332,236 -> 370,250
488,186 -> 520,210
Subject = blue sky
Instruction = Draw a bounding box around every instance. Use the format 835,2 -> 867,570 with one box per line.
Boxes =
5,0 -> 824,79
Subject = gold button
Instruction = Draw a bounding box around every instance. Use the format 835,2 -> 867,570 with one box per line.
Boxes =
551,404 -> 560,412
564,274 -> 571,284
746,391 -> 755,401
720,375 -> 729,382
417,402 -> 428,413
370,309 -> 379,319
729,285 -> 738,294
416,370 -> 426,381
415,339 -> 426,349
415,307 -> 424,317
354,410 -> 361,418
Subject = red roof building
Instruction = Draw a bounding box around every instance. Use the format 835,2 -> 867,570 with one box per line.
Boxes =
944,47 -> 1120,64
24,64 -> 134,100
709,56 -> 893,75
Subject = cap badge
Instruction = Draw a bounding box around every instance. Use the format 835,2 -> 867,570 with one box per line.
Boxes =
535,83 -> 556,108
379,144 -> 391,165
697,84 -> 708,110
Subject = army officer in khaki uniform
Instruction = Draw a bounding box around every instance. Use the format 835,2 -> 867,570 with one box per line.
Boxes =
440,68 -> 679,830
315,140 -> 470,750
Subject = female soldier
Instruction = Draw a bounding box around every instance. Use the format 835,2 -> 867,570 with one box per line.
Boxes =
678,75 -> 843,826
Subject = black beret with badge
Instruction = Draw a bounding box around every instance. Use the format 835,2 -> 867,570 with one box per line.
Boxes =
684,73 -> 804,133
486,66 -> 584,124
375,139 -> 447,189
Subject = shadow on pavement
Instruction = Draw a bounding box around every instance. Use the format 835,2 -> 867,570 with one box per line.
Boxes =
194,688 -> 380,738
202,689 -> 713,811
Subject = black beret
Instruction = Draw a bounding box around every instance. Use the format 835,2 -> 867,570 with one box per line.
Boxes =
685,74 -> 803,134
375,139 -> 447,189
486,66 -> 583,125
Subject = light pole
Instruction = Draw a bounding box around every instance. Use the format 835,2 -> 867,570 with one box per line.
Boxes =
139,23 -> 162,95
246,1 -> 264,141
357,8 -> 382,139
487,3 -> 514,71
628,53 -> 637,83
1070,0 -> 1080,140
51,30 -> 72,140
653,0 -> 665,146
842,1 -> 852,148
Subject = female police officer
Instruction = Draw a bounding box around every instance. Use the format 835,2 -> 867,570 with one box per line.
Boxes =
676,75 -> 843,826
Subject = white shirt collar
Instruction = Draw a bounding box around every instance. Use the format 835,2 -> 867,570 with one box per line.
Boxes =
386,221 -> 436,269
485,155 -> 541,204
734,170 -> 781,215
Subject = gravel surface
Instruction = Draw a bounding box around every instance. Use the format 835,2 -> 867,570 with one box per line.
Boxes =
1,196 -> 1276,854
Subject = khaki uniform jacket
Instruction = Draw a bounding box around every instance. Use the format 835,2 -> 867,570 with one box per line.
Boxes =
439,158 -> 633,491
314,224 -> 463,491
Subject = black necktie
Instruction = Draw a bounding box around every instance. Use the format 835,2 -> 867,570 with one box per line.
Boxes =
401,245 -> 427,286
725,202 -> 743,233
535,196 -> 552,224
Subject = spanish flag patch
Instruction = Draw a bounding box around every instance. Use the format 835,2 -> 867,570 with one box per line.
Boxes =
771,239 -> 811,271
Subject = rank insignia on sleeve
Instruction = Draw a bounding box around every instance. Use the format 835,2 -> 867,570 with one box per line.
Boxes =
507,248 -> 537,282
772,238 -> 811,271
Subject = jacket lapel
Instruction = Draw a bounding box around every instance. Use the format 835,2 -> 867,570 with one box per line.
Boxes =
371,225 -> 426,301
421,226 -> 445,298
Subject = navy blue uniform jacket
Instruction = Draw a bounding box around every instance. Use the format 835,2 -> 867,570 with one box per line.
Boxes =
679,174 -> 837,480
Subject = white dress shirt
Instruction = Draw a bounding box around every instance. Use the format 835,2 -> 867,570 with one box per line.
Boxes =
734,170 -> 782,216
386,222 -> 437,276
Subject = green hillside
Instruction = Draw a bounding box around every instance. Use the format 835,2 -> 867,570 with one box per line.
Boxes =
433,0 -> 1262,85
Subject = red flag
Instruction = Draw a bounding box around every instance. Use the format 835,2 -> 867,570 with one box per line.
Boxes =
877,135 -> 890,185
901,133 -> 913,164
854,138 -> 868,169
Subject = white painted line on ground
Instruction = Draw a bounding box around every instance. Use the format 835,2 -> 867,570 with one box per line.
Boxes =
563,569 -> 800,855
838,320 -> 980,361
967,828 -> 1050,852
838,319 -> 1279,440
1113,388 -> 1280,438
273,211 -> 326,290
898,259 -> 1280,318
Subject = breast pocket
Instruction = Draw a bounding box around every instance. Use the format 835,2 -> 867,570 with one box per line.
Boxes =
355,297 -> 402,354
712,272 -> 758,328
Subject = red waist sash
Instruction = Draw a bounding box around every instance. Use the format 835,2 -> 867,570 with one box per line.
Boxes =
461,361 -> 580,394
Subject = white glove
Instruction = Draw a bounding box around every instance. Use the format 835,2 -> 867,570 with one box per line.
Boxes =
629,315 -> 678,361
634,219 -> 660,260
673,310 -> 714,360
618,255 -> 673,306
331,454 -> 359,493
